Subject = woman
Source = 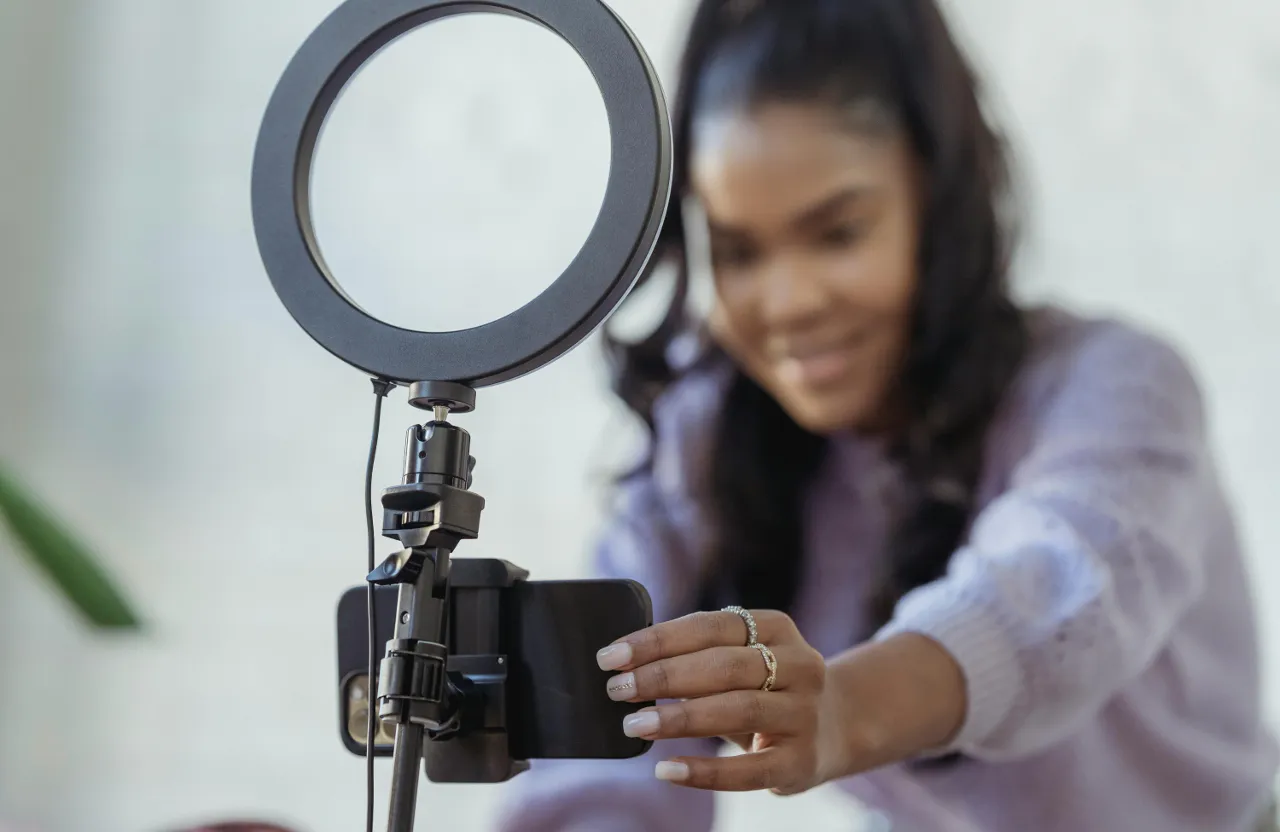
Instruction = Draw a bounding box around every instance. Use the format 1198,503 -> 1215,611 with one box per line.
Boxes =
497,0 -> 1277,829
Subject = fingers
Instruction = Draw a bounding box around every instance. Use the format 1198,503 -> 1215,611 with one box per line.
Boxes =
654,747 -> 815,794
620,691 -> 810,741
597,609 -> 799,672
597,610 -> 831,797
606,646 -> 767,701
606,643 -> 823,702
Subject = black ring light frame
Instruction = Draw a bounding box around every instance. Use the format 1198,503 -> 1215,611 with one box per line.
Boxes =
251,0 -> 673,392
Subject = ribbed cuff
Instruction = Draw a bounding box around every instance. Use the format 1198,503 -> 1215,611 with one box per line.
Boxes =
875,590 -> 1022,755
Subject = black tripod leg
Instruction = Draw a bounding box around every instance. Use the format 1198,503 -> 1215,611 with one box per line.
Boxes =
386,721 -> 425,831
378,549 -> 452,832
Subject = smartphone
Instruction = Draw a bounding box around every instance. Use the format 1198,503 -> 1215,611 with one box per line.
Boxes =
336,559 -> 654,768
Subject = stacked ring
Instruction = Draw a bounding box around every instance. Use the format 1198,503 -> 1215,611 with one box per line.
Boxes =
721,605 -> 758,646
722,606 -> 777,691
751,643 -> 778,692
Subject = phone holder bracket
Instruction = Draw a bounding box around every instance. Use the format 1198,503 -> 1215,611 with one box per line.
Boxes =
425,558 -> 532,783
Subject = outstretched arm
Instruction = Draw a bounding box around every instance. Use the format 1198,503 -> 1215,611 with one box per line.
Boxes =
870,325 -> 1211,761
591,324 -> 1217,790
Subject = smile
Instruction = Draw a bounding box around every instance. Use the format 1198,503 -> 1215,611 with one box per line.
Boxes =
773,335 -> 867,387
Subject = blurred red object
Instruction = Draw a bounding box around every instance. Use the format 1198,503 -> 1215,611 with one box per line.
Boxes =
174,819 -> 298,824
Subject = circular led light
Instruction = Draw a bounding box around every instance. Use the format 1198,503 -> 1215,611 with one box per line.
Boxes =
252,0 -> 672,387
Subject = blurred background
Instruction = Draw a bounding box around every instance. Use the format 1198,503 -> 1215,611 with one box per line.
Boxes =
0,0 -> 1276,830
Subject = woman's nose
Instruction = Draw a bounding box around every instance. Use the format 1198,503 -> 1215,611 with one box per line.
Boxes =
757,257 -> 829,329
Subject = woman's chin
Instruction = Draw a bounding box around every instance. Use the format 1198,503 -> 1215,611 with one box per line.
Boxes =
777,390 -> 872,436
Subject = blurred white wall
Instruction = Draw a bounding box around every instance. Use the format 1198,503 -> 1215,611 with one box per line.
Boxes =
0,1 -> 1275,831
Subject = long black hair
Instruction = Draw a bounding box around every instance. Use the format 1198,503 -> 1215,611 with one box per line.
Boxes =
604,0 -> 1029,636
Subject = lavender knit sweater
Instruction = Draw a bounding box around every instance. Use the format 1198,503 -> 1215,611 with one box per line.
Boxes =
494,307 -> 1278,831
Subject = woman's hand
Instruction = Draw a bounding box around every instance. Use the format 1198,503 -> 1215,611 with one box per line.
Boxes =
595,608 -> 850,795
596,609 -> 968,795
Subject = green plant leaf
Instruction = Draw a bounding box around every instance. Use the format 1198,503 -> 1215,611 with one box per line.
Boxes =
0,462 -> 142,629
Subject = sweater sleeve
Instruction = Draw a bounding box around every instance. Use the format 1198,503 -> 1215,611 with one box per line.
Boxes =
876,322 -> 1214,761
493,372 -> 723,832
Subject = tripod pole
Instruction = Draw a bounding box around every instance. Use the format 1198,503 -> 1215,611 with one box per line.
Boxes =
377,544 -> 452,832
387,721 -> 426,830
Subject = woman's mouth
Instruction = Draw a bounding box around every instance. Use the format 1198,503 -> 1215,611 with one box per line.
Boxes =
773,335 -> 866,388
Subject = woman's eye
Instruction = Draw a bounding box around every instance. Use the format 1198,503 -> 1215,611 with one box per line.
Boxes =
817,223 -> 863,248
711,242 -> 756,269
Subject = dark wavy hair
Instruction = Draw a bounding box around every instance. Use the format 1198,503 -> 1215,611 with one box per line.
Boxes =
604,0 -> 1028,639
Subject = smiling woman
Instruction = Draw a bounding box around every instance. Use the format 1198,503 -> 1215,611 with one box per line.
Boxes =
493,1 -> 1278,831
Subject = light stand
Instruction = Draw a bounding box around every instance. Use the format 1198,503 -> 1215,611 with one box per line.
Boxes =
249,2 -> 672,830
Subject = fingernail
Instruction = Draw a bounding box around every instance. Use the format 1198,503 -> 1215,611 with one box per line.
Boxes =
596,642 -> 632,671
623,710 -> 660,738
606,672 -> 636,701
655,761 -> 689,782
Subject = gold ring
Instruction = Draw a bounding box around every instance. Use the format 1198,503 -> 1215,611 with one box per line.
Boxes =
750,642 -> 777,692
721,606 -> 758,646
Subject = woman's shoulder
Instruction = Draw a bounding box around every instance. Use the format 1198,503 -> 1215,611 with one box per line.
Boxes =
1008,304 -> 1207,440
1020,304 -> 1199,381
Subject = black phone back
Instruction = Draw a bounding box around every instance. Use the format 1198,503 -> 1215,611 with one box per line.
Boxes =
505,578 -> 653,760
335,562 -> 654,762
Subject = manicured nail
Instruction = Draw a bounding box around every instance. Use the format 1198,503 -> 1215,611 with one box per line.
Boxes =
606,672 -> 636,701
655,761 -> 689,782
623,710 -> 660,738
596,642 -> 633,671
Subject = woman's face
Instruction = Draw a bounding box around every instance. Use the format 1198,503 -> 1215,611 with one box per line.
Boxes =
691,101 -> 921,435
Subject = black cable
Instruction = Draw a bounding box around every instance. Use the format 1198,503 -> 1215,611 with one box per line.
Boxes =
366,378 -> 393,832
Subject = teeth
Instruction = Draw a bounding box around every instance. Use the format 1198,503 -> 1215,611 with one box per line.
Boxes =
782,341 -> 851,360
790,347 -> 841,361
777,358 -> 806,385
